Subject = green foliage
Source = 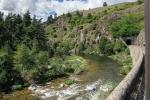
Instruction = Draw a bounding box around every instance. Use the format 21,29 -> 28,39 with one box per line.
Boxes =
67,13 -> 72,17
0,46 -> 13,89
0,70 -> 7,87
47,15 -> 54,24
79,42 -> 86,53
23,11 -> 31,27
46,55 -> 86,80
98,38 -> 127,55
120,65 -> 132,75
99,37 -> 114,55
76,10 -> 83,17
65,80 -> 76,85
87,13 -> 92,19
110,13 -> 144,38
110,49 -> 132,75
13,44 -> 49,83
137,0 -> 143,4
35,51 -> 49,65
13,44 -> 34,71
0,2 -> 144,91
55,40 -> 74,56
0,47 -> 12,68
113,40 -> 126,53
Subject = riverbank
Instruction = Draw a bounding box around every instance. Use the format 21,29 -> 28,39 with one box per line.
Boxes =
106,45 -> 144,100
1,55 -> 123,100
109,48 -> 133,75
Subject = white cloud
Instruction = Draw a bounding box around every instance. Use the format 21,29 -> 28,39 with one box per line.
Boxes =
0,0 -> 137,21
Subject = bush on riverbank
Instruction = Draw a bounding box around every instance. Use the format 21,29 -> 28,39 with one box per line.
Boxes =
99,37 -> 114,55
13,44 -> 49,83
99,37 -> 127,55
45,55 -> 87,81
110,49 -> 132,75
65,79 -> 76,85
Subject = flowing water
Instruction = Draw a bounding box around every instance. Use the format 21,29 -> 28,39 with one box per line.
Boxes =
1,55 -> 123,100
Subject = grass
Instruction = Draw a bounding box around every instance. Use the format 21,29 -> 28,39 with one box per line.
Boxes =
47,55 -> 87,79
65,79 -> 76,85
110,49 -> 132,75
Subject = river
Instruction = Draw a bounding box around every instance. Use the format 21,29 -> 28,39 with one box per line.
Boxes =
1,55 -> 123,100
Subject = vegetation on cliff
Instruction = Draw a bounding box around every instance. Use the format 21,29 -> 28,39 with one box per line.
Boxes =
0,0 -> 144,92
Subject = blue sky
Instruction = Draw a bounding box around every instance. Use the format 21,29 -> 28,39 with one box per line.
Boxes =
0,0 -> 136,21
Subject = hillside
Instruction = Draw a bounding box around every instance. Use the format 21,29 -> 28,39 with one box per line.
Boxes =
45,2 -> 144,55
0,1 -> 144,99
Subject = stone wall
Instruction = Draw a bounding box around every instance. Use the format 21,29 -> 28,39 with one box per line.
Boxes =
106,46 -> 144,100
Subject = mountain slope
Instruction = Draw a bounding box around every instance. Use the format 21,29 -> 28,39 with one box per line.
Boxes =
45,2 -> 144,55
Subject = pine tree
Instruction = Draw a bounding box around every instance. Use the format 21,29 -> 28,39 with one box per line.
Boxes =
23,11 -> 31,27
47,15 -> 53,24
0,12 -> 4,47
103,2 -> 108,7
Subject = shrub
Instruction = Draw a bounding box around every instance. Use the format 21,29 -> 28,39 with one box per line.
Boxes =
137,0 -> 143,4
35,51 -> 49,66
76,10 -> 83,17
114,40 -> 126,53
120,65 -> 132,75
0,70 -> 7,87
13,44 -> 35,71
13,44 -> 49,83
110,14 -> 143,38
99,37 -> 114,55
65,80 -> 76,85
67,13 -> 72,17
87,13 -> 92,19
0,46 -> 12,89
79,42 -> 86,53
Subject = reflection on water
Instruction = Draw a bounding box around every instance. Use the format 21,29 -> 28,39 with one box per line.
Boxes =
1,55 -> 123,100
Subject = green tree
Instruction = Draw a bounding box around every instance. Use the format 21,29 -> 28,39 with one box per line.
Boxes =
0,46 -> 12,89
24,16 -> 47,49
35,51 -> 49,66
67,13 -> 72,17
23,11 -> 31,27
99,37 -> 114,55
103,2 -> 108,7
110,14 -> 142,38
137,0 -> 143,4
87,13 -> 92,19
13,44 -> 36,83
13,44 -> 34,72
0,12 -> 5,47
13,44 -> 49,83
114,40 -> 126,53
76,10 -> 83,17
0,70 -> 7,88
47,15 -> 53,24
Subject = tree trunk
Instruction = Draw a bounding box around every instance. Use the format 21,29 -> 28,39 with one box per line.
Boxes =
145,0 -> 150,99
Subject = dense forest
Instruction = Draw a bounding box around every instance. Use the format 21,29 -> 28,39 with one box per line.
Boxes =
0,0 -> 144,93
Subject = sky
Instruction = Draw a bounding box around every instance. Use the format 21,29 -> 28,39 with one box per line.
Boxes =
0,0 -> 137,21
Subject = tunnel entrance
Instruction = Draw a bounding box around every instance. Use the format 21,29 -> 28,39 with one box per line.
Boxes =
126,39 -> 132,45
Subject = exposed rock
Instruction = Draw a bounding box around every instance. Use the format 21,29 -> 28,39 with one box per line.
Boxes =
134,29 -> 145,47
59,84 -> 65,88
